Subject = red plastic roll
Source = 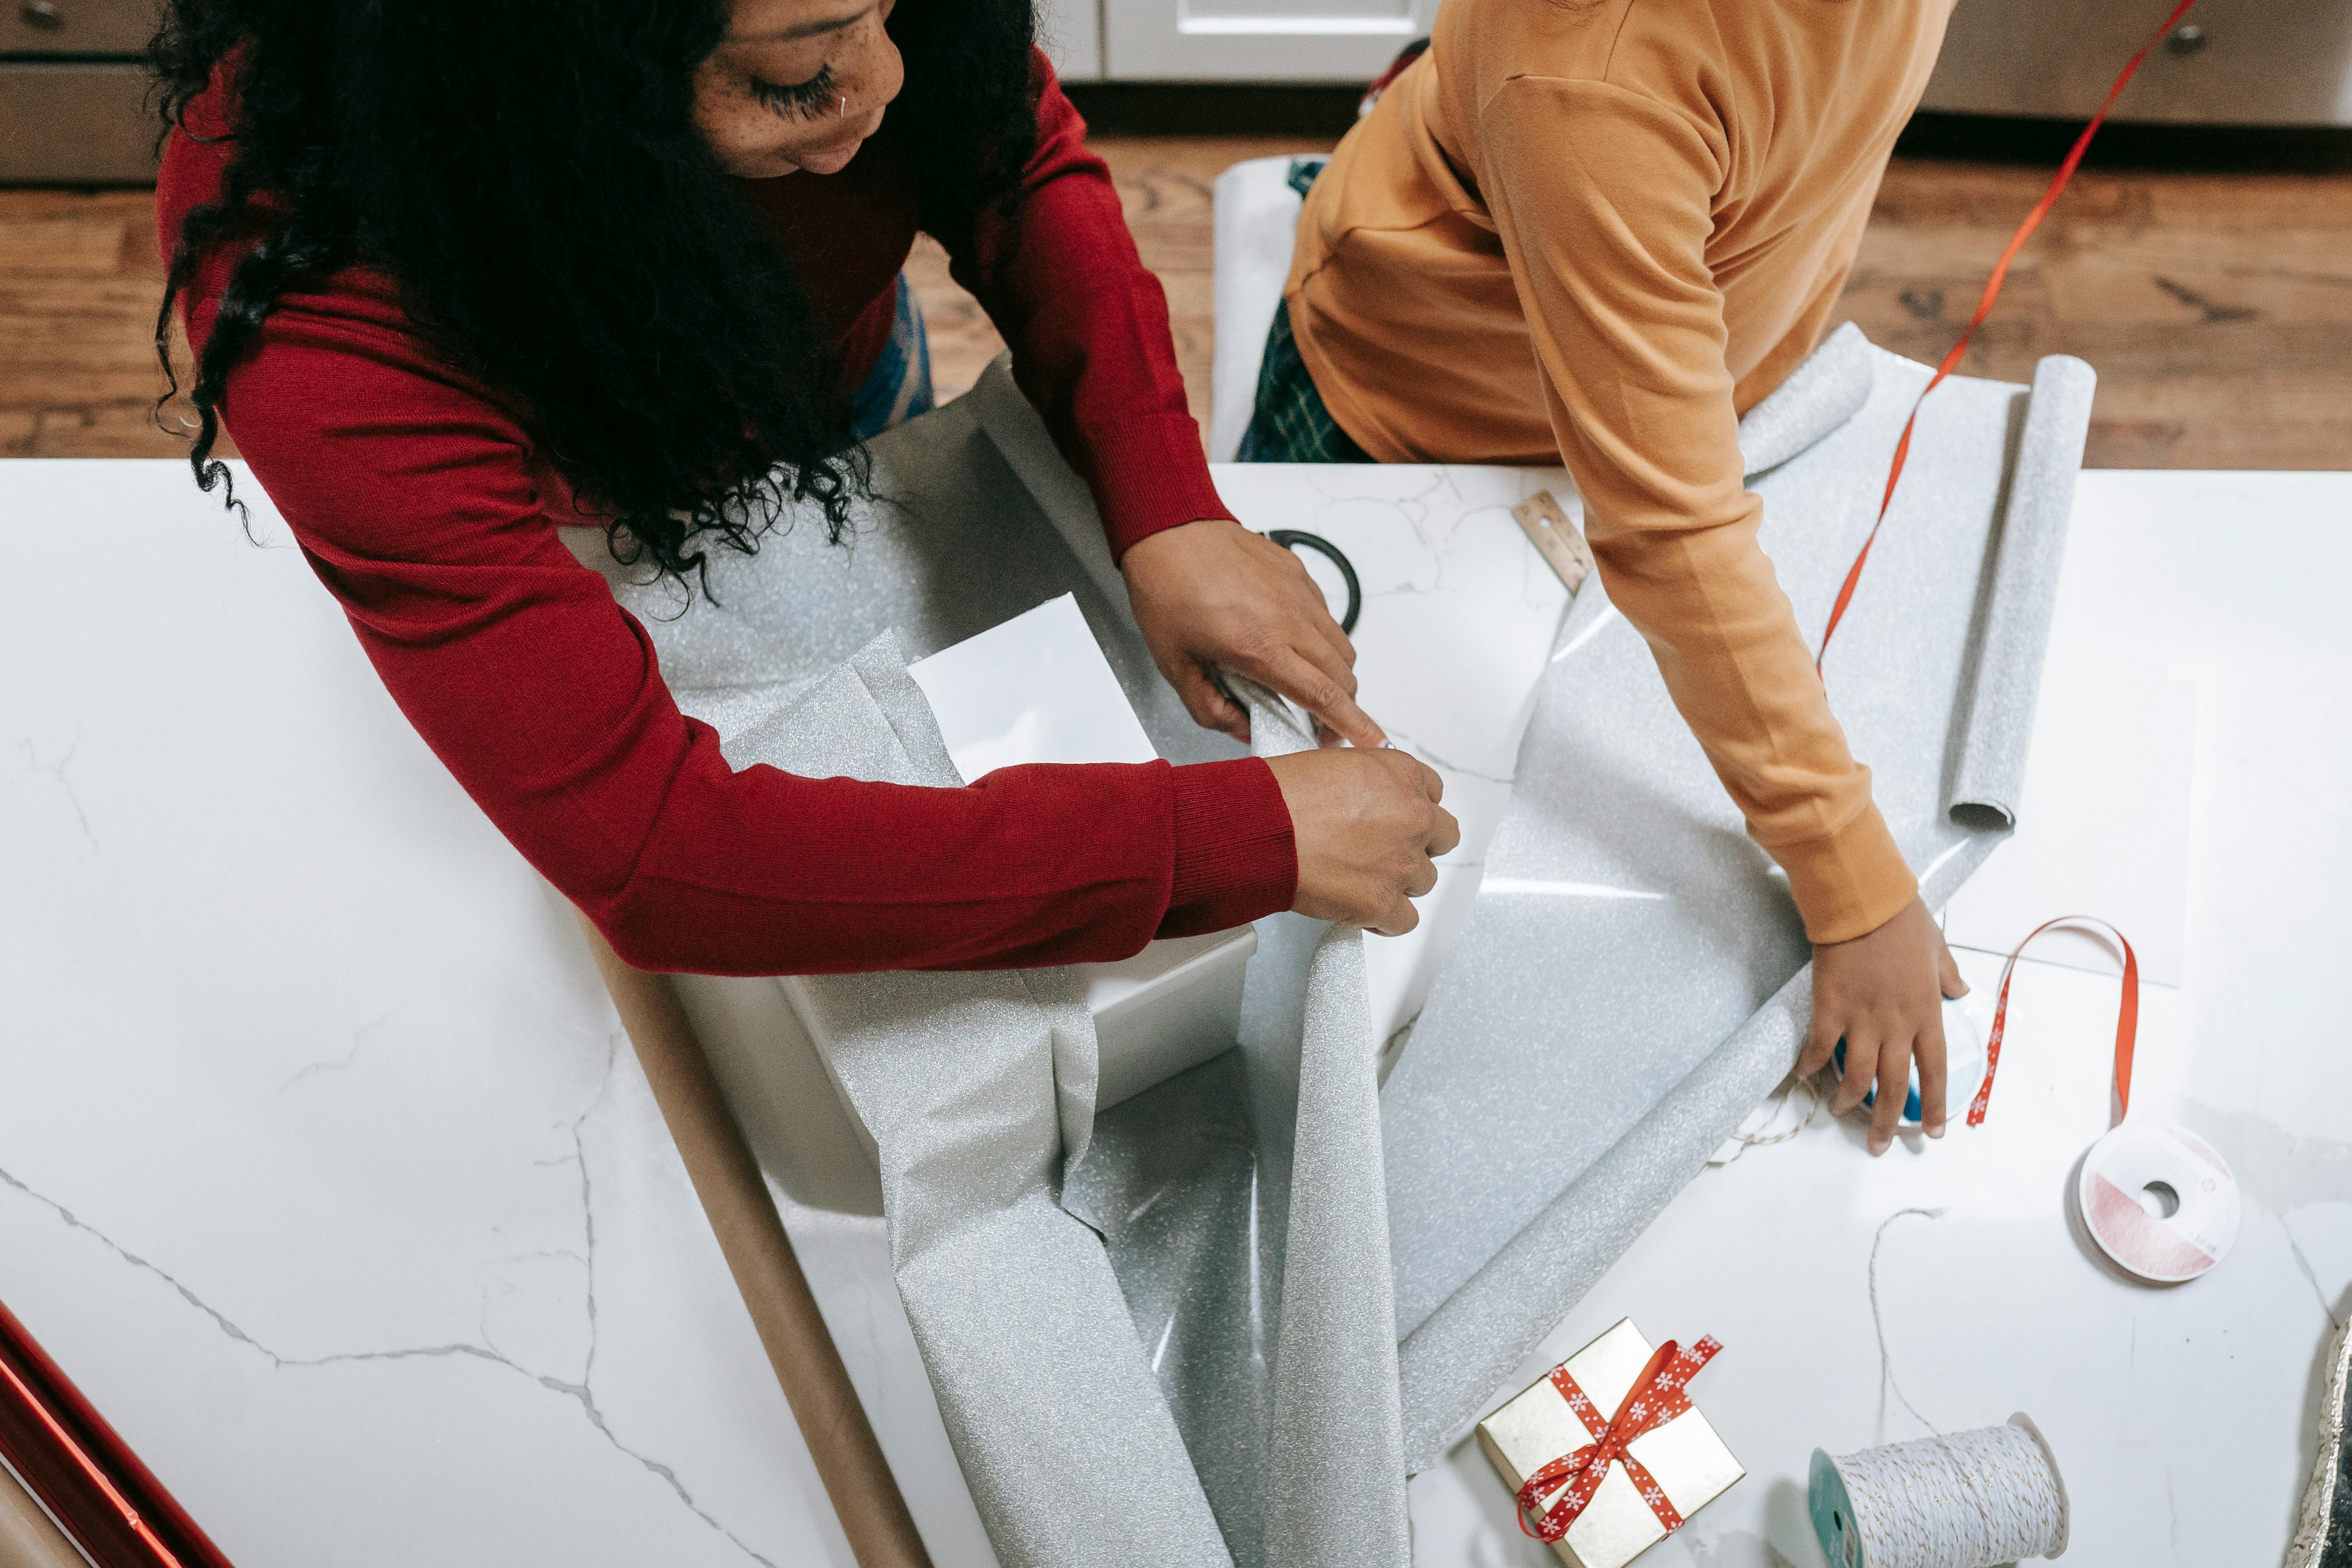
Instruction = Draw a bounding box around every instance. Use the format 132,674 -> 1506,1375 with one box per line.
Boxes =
0,1296 -> 236,1568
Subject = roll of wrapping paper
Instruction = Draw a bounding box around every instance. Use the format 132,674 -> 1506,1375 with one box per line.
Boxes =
0,1294 -> 236,1568
576,916 -> 933,1568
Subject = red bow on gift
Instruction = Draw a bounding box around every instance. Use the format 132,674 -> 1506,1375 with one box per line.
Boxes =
1514,1335 -> 1723,1543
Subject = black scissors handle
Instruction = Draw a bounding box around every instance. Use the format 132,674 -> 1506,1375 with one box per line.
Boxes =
1264,529 -> 1362,635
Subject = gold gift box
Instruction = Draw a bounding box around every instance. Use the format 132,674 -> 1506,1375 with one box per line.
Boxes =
1475,1317 -> 1745,1568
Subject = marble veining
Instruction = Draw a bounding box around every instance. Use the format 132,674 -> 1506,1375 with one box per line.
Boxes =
0,1023 -> 805,1564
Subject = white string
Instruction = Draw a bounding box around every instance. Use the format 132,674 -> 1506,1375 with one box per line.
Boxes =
1869,1207 -> 1946,1437
1830,1425 -> 2066,1568
1837,1208 -> 2066,1566
1715,1073 -> 1823,1163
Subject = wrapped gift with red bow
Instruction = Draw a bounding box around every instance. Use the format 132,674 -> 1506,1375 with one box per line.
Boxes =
1475,1318 -> 1744,1568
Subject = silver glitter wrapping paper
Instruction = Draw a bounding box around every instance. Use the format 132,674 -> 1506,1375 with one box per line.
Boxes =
2286,1311 -> 2351,1567
1947,355 -> 2099,828
716,636 -> 1232,1564
1261,919 -> 1410,1567
1231,681 -> 1411,1568
576,397 -> 1254,1562
586,382 -> 1411,1566
978,371 -> 1412,1560
1381,347 -> 2094,1471
967,359 -> 1137,618
1071,679 -> 1407,1567
1737,321 -> 1876,479
1062,1055 -> 1271,1556
572,332 -> 2087,1553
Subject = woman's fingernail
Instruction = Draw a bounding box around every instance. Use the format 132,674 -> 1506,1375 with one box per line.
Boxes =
1868,1136 -> 1890,1156
1928,1123 -> 1946,1140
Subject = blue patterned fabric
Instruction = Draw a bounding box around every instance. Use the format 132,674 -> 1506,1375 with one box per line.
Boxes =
849,272 -> 936,441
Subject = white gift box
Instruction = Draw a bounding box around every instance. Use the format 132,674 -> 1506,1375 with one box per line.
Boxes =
802,595 -> 1258,1160
1476,1317 -> 1744,1568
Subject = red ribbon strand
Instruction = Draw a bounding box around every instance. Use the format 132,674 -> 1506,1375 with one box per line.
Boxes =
1815,0 -> 2201,674
1968,915 -> 2140,1127
1515,1335 -> 1723,1543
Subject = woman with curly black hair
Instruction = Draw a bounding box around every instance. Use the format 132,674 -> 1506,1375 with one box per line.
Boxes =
152,0 -> 1457,974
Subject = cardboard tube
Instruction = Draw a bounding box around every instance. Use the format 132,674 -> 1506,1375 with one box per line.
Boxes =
577,917 -> 932,1568
0,1458 -> 85,1568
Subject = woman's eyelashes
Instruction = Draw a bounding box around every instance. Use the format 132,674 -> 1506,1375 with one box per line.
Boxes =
750,62 -> 837,120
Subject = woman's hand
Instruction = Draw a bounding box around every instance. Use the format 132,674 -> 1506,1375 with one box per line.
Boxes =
1266,748 -> 1458,934
1123,518 -> 1386,749
1796,896 -> 1970,1155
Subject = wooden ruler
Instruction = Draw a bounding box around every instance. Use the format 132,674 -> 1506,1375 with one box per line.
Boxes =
1510,490 -> 1594,594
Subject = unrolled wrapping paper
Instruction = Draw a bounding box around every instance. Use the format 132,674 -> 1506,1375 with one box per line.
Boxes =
1736,321 -> 1875,479
570,330 -> 2090,1561
1223,680 -> 1409,1568
1383,351 -> 2095,1469
711,634 -> 1230,1563
572,388 -> 1409,1566
965,340 -> 2090,1475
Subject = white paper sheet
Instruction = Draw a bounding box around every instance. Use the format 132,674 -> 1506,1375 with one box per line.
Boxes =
907,593 -> 1157,781
907,589 -> 1254,1111
1943,657 -> 2194,986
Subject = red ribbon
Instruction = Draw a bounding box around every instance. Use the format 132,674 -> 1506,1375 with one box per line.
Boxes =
1968,915 -> 2139,1127
1515,1335 -> 1723,1544
1815,0 -> 2200,675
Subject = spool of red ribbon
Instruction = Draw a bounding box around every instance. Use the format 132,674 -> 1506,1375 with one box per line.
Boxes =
1966,916 -> 2240,1281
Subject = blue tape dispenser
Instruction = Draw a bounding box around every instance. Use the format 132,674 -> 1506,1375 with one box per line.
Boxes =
1831,996 -> 1987,1126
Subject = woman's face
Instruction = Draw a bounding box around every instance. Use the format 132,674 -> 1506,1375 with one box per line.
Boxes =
695,0 -> 903,179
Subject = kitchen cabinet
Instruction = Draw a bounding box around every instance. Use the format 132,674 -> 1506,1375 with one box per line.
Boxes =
1920,0 -> 2352,126
0,0 -> 161,182
1100,0 -> 1431,84
1084,0 -> 2352,119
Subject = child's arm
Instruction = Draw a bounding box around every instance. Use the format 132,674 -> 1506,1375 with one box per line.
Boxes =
1482,75 -> 1954,1151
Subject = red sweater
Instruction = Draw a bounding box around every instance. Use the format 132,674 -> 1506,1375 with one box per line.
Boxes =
158,59 -> 1297,977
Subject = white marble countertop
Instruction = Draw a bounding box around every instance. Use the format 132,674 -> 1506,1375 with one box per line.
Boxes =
2,460 -> 2345,1567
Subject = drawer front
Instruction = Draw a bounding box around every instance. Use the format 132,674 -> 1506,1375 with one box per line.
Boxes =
3,0 -> 158,56
1919,0 -> 2352,128
0,61 -> 158,182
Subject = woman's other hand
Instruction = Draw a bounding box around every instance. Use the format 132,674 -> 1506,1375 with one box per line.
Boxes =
1123,518 -> 1386,749
1796,896 -> 1970,1155
1266,748 -> 1457,934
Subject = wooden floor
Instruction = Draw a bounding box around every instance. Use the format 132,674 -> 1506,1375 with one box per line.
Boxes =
7,135 -> 2349,469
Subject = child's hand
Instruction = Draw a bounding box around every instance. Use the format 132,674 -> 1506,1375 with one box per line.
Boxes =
1796,896 -> 1968,1154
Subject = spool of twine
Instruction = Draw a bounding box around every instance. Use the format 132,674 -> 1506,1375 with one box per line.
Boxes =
1811,1417 -> 2068,1568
